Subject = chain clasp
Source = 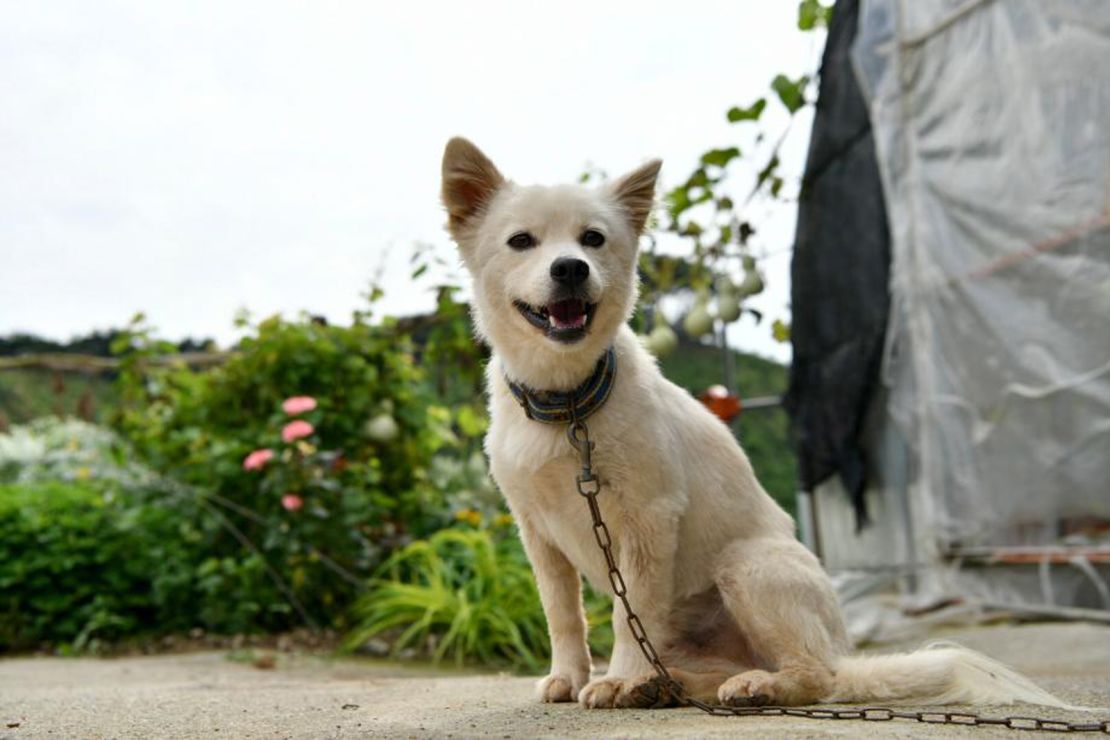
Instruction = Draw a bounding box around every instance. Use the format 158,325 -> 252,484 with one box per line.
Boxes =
567,419 -> 600,495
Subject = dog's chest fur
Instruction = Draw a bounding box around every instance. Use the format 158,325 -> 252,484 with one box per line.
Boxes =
482,360 -> 652,587
482,338 -> 708,593
485,399 -> 631,588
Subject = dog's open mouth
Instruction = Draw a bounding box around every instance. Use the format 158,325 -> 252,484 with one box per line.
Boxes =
514,298 -> 596,343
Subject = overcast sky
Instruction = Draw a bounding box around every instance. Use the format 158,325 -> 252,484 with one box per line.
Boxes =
1,1 -> 823,363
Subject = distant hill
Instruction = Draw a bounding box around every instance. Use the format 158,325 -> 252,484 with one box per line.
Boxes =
0,330 -> 212,425
0,330 -> 213,358
0,369 -> 117,425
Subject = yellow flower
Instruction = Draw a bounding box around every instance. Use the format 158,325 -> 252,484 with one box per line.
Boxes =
493,513 -> 514,528
454,508 -> 482,526
75,467 -> 91,480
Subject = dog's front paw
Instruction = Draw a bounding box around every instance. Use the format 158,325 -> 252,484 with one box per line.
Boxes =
578,674 -> 684,709
614,673 -> 683,709
536,671 -> 588,703
578,677 -> 625,708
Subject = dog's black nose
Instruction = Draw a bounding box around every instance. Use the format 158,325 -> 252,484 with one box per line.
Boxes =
550,257 -> 589,287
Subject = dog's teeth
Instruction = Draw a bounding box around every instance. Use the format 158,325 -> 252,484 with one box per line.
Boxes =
548,315 -> 558,328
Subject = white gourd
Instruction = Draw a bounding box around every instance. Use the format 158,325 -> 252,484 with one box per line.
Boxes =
647,322 -> 678,356
683,298 -> 714,338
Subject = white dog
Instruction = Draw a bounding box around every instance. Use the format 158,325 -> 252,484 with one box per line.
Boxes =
440,137 -> 1068,710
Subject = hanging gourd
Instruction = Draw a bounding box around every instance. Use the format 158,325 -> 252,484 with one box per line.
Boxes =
716,275 -> 742,322
644,321 -> 679,357
737,255 -> 764,298
683,292 -> 714,338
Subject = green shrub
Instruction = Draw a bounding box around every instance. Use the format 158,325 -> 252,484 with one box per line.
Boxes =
0,480 -> 201,651
344,527 -> 612,671
110,311 -> 476,631
0,417 -> 297,642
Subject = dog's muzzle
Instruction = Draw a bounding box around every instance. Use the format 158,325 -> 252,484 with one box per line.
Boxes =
513,295 -> 596,343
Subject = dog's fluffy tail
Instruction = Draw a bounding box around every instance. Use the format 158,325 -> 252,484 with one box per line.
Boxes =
825,642 -> 1075,708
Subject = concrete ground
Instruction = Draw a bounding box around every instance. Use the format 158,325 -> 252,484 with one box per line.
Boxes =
2,623 -> 1108,739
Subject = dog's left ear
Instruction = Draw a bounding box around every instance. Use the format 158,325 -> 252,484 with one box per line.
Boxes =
607,159 -> 662,235
441,137 -> 505,239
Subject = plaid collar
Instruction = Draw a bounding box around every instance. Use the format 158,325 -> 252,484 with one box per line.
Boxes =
505,346 -> 616,424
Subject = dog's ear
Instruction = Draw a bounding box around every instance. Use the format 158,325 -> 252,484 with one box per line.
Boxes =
607,158 -> 662,235
441,137 -> 505,238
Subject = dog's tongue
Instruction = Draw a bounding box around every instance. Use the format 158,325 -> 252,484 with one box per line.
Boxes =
548,299 -> 587,330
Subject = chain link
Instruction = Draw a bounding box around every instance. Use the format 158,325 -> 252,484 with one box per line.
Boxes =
564,411 -> 1110,733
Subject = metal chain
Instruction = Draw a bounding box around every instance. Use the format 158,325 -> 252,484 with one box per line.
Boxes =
564,413 -> 1110,733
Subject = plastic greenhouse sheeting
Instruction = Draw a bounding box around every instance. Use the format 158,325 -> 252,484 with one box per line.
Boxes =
853,0 -> 1110,549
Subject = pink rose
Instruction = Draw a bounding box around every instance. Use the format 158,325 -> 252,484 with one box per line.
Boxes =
242,448 -> 275,471
281,493 -> 304,512
282,420 -> 314,443
282,396 -> 317,415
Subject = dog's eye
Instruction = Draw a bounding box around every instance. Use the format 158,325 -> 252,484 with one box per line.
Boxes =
507,232 -> 536,250
580,229 -> 606,248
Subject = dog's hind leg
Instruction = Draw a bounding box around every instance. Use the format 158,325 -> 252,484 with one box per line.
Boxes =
713,537 -> 850,707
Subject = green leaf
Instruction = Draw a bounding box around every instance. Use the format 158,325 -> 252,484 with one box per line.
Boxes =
798,0 -> 817,30
666,186 -> 692,220
686,168 -> 710,188
772,318 -> 791,343
756,154 -> 781,191
699,147 -> 741,169
456,405 -> 487,438
771,74 -> 808,114
797,0 -> 833,31
739,222 -> 755,244
726,98 -> 767,123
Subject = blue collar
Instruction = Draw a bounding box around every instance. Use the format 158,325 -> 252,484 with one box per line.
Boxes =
505,347 -> 616,424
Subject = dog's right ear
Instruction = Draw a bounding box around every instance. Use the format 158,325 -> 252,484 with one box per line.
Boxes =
441,137 -> 505,239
